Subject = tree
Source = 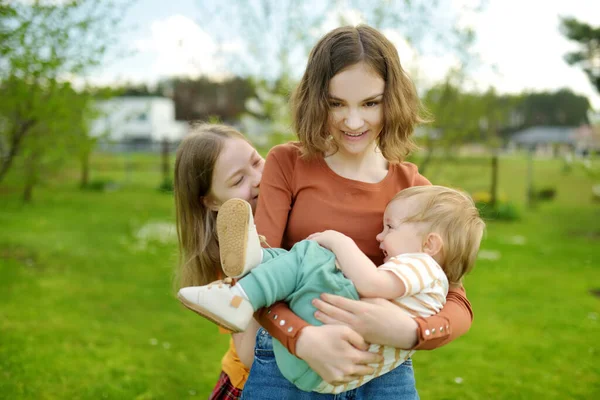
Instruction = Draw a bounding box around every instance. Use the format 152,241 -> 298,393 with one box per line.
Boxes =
560,17 -> 600,93
479,89 -> 521,208
420,70 -> 484,173
0,0 -> 126,200
516,89 -> 590,128
195,0 -> 485,146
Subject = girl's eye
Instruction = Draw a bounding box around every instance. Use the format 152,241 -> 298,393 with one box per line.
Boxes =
365,101 -> 380,107
253,159 -> 262,167
329,101 -> 342,108
233,176 -> 244,186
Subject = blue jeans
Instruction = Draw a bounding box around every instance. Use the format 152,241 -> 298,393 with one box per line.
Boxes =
241,328 -> 419,400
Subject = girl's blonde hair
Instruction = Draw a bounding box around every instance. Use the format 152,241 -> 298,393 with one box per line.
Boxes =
174,123 -> 247,288
392,186 -> 485,284
291,24 -> 427,163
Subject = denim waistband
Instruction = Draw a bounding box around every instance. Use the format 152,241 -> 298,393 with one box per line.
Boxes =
255,327 -> 274,355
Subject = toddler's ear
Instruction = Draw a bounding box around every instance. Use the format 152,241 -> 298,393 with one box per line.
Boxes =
422,233 -> 443,258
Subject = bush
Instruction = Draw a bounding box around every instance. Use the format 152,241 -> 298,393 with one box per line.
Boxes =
472,191 -> 508,204
81,179 -> 118,192
157,179 -> 173,194
472,191 -> 520,221
535,188 -> 556,201
475,200 -> 520,221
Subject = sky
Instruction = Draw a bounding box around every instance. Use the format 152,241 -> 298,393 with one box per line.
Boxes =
91,0 -> 600,109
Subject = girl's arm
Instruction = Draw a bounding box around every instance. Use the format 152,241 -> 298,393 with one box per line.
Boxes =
232,319 -> 260,368
312,285 -> 473,349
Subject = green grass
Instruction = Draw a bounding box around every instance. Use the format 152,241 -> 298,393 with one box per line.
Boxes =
1,152 -> 599,399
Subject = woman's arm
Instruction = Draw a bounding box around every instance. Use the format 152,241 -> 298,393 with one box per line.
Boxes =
254,303 -> 308,355
312,285 -> 473,350
413,285 -> 473,350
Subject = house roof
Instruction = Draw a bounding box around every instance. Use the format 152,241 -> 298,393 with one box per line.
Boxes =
510,126 -> 577,145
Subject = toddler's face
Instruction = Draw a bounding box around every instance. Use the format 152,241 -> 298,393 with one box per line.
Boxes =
376,197 -> 426,262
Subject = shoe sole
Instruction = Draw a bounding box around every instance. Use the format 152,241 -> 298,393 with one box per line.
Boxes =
177,292 -> 243,333
217,199 -> 251,278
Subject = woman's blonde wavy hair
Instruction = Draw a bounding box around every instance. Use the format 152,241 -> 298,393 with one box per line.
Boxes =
291,24 -> 428,163
173,123 -> 248,289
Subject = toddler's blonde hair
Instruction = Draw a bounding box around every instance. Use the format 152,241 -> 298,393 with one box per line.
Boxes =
391,186 -> 485,284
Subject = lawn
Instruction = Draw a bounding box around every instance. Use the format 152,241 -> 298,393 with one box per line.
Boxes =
0,152 -> 599,399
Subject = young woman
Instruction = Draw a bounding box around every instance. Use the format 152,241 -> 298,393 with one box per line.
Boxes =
238,25 -> 473,399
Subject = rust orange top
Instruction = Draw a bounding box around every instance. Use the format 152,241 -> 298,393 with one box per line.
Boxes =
253,142 -> 473,355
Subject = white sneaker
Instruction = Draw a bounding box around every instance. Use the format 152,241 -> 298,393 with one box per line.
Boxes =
217,198 -> 263,278
177,281 -> 254,332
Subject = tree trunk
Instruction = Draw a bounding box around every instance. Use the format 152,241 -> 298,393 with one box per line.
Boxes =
489,151 -> 499,208
526,147 -> 534,208
0,119 -> 36,183
161,138 -> 170,184
418,135 -> 435,175
22,151 -> 38,203
80,151 -> 90,188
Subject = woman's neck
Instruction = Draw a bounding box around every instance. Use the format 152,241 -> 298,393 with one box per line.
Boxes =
324,144 -> 388,183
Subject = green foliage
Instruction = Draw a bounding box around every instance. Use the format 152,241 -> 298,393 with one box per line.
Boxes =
240,77 -> 296,148
516,88 -> 590,127
422,86 -> 590,151
422,81 -> 486,146
475,200 -> 520,221
0,0 -> 126,200
560,17 -> 600,93
81,178 -> 117,192
157,179 -> 174,194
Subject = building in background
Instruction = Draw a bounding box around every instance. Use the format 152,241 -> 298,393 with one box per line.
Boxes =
92,96 -> 188,151
508,125 -> 599,157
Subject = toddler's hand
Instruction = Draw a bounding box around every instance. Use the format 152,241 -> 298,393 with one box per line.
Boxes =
306,230 -> 349,252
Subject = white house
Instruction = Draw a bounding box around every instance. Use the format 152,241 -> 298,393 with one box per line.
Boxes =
92,96 -> 188,143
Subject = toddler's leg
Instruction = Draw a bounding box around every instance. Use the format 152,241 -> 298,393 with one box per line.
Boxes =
217,198 -> 263,278
239,240 -> 338,310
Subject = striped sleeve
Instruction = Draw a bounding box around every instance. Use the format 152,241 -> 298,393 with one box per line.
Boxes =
379,254 -> 446,298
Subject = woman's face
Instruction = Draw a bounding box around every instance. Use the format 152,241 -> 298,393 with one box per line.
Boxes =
206,137 -> 264,212
327,62 -> 385,158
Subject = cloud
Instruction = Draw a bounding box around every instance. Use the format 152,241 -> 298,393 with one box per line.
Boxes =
382,29 -> 462,89
463,0 -> 600,108
131,15 -> 234,81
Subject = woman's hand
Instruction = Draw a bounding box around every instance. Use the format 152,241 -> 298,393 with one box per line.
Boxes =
295,324 -> 383,385
312,293 -> 419,349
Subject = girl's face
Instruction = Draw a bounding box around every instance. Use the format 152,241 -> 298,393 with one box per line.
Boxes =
327,62 -> 385,158
206,138 -> 264,212
376,197 -> 426,262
